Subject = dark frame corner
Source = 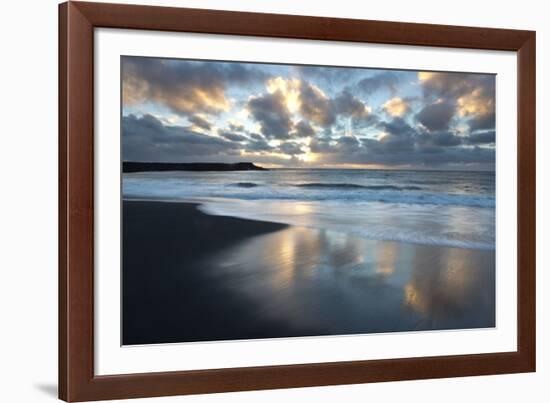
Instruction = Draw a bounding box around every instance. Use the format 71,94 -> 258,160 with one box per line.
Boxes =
59,1 -> 535,401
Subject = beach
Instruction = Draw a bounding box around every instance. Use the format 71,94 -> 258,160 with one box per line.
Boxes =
123,200 -> 495,345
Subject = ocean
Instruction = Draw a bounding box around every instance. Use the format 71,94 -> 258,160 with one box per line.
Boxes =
122,169 -> 495,250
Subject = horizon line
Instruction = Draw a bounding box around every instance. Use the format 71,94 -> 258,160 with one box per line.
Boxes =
122,161 -> 495,173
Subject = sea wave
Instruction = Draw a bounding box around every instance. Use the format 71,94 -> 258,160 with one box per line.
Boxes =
197,199 -> 496,250
125,183 -> 495,208
216,190 -> 495,208
229,182 -> 423,191
230,182 -> 261,188
294,183 -> 423,191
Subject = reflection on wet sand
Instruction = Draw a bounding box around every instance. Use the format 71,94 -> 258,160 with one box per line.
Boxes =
202,226 -> 495,336
403,247 -> 495,329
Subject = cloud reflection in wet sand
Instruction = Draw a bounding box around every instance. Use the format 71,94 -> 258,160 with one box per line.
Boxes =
201,226 -> 495,337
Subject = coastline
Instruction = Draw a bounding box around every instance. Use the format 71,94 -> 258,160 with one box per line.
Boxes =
123,200 -> 293,345
123,199 -> 495,345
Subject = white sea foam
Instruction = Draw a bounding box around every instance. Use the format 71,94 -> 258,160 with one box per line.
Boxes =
197,199 -> 495,250
122,169 -> 496,250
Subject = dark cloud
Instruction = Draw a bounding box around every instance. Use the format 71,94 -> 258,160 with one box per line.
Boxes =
218,130 -> 248,142
419,72 -> 496,133
122,57 -> 266,116
431,132 -> 462,147
320,136 -> 493,168
247,91 -> 293,139
312,113 -> 491,168
332,91 -> 378,128
353,114 -> 380,130
466,130 -> 495,145
379,117 -> 417,137
299,81 -> 336,126
364,145 -> 494,167
312,113 -> 493,168
249,132 -> 265,141
228,122 -> 245,132
188,114 -> 212,131
122,114 -> 240,162
416,102 -> 455,131
292,65 -> 359,88
246,138 -> 274,152
420,72 -> 495,100
278,142 -> 305,155
310,136 -> 335,154
416,132 -> 463,152
363,134 -> 415,154
294,120 -> 316,137
333,91 -> 367,117
468,112 -> 496,132
356,72 -> 399,96
335,136 -> 362,154
122,58 -> 496,170
310,135 -> 362,156
357,118 -> 417,155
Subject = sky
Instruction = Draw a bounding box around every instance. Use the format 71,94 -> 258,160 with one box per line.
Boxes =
122,56 -> 496,170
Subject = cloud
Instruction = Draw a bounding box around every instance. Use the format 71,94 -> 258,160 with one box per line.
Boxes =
319,138 -> 493,168
247,91 -> 293,139
122,114 -> 241,162
246,141 -> 273,153
122,57 -> 266,116
310,136 -> 335,154
246,137 -> 274,152
121,58 -> 496,170
294,120 -> 316,137
383,97 -> 410,117
299,81 -> 336,127
418,71 -> 495,132
356,72 -> 400,96
310,135 -> 362,157
419,72 -> 493,99
277,141 -> 305,155
364,134 -> 415,154
249,132 -> 265,141
336,136 -> 362,153
248,81 -> 379,140
358,118 -> 418,155
379,117 -> 417,137
310,114 -> 493,169
465,130 -> 495,145
292,65 -> 359,88
228,122 -> 246,132
416,102 -> 455,131
416,131 -> 463,151
218,130 -> 248,142
332,91 -> 378,129
188,114 -> 212,131
266,77 -> 301,114
456,88 -> 494,118
468,112 -> 496,132
333,91 -> 369,117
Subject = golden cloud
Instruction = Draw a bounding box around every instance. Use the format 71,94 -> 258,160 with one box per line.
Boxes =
123,76 -> 230,115
456,88 -> 494,117
266,77 -> 302,114
383,97 -> 409,117
418,71 -> 436,81
299,82 -> 335,126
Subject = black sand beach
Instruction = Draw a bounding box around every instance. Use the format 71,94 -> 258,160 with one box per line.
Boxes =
123,200 -> 495,345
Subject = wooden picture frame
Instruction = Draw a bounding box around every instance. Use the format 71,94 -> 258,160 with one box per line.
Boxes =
59,1 -> 536,401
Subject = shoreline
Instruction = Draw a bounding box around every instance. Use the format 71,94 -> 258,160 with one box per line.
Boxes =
123,200 -> 293,345
122,199 -> 495,345
123,196 -> 495,251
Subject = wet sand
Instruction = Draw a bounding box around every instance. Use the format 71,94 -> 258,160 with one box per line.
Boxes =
123,200 -> 495,345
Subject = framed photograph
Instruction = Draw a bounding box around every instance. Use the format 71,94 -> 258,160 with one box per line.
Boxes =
59,1 -> 536,401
